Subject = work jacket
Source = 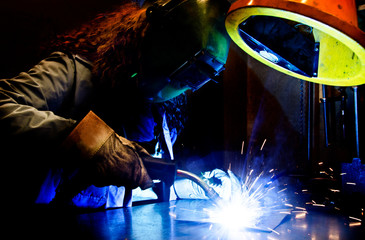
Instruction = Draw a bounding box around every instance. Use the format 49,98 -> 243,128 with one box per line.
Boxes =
0,52 -> 173,208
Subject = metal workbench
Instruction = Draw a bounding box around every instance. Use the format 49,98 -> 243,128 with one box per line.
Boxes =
15,200 -> 364,239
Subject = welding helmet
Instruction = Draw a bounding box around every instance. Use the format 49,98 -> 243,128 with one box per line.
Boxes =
138,0 -> 231,102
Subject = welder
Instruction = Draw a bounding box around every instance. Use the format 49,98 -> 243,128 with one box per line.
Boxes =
0,0 -> 232,208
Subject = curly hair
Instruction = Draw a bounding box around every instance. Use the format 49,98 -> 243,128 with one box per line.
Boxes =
50,1 -> 187,136
51,2 -> 149,89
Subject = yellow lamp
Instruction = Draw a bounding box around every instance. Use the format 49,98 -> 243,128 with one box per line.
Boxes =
225,0 -> 365,86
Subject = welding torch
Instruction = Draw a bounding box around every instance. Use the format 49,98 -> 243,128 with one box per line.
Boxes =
176,169 -> 223,205
142,156 -> 223,205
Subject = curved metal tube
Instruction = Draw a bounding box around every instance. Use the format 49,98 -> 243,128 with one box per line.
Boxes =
176,169 -> 222,205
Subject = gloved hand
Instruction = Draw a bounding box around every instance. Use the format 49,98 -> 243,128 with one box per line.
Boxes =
135,152 -> 176,188
54,111 -> 162,203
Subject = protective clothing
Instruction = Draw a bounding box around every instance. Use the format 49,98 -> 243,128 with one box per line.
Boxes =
51,111 -> 177,206
0,0 -> 231,208
0,52 -> 86,206
0,52 -> 173,208
58,111 -> 154,192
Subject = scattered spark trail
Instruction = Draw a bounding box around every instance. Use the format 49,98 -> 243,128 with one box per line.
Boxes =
203,168 -> 294,233
260,139 -> 267,151
169,167 -> 297,240
346,182 -> 356,185
349,216 -> 362,222
241,141 -> 245,155
349,222 -> 362,227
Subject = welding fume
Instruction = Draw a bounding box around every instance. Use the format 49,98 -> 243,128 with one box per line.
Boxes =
0,0 -> 239,210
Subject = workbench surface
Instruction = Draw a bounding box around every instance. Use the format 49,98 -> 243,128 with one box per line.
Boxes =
15,200 -> 364,239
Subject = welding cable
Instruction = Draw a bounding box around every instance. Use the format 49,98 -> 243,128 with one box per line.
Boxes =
176,169 -> 222,205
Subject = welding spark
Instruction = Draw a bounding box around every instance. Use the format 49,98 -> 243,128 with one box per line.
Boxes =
346,182 -> 356,185
295,207 -> 306,211
329,189 -> 340,193
171,165 -> 300,239
312,204 -> 326,207
204,169 -> 292,233
349,216 -> 362,222
241,140 -> 245,155
294,212 -> 307,219
206,180 -> 263,229
260,139 -> 267,151
349,222 -> 362,227
267,227 -> 280,235
207,197 -> 262,230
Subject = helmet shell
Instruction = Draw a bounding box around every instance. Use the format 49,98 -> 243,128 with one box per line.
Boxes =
139,0 -> 231,102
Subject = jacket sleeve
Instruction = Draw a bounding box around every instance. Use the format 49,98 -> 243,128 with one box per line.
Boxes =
0,52 -> 78,146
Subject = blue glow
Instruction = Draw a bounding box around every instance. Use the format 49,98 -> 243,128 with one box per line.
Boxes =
170,168 -> 296,239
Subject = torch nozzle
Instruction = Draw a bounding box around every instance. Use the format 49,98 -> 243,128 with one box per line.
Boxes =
176,169 -> 222,205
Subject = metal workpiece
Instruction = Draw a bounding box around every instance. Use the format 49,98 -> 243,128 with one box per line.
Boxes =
20,199 -> 364,239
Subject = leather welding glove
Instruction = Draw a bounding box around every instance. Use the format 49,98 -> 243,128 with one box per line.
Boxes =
58,111 -> 155,197
128,142 -> 176,187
